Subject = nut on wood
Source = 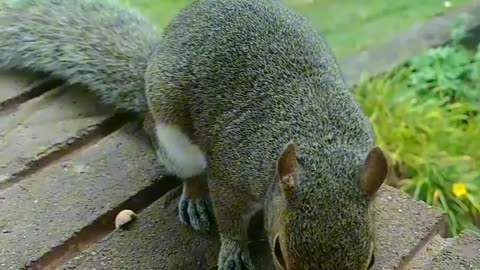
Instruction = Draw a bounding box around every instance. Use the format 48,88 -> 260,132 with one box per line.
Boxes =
115,209 -> 137,229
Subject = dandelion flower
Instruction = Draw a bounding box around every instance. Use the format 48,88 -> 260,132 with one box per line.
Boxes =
452,182 -> 467,198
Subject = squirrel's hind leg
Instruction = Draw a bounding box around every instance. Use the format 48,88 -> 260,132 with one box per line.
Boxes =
144,78 -> 213,232
207,173 -> 256,270
178,174 -> 214,232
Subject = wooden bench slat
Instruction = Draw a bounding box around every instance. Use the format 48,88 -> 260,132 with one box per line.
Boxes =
0,72 -> 40,104
428,231 -> 480,270
61,185 -> 445,270
61,186 -> 273,270
0,82 -> 113,187
0,124 -> 171,269
374,186 -> 445,269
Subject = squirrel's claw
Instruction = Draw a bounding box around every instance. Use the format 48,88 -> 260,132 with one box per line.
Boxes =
218,239 -> 255,270
178,194 -> 212,232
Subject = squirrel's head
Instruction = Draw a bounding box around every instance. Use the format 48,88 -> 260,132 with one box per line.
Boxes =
264,141 -> 388,270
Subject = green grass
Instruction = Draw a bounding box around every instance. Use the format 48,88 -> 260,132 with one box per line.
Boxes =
121,0 -> 190,30
354,20 -> 480,236
356,69 -> 480,235
122,0 -> 473,57
356,68 -> 480,236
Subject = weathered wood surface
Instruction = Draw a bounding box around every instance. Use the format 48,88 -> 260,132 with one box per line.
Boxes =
2,3 -> 480,270
60,185 -> 445,270
405,231 -> 480,270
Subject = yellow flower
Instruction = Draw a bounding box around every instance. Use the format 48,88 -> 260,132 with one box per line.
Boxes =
452,182 -> 468,198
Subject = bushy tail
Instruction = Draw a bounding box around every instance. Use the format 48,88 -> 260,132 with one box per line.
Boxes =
0,0 -> 161,112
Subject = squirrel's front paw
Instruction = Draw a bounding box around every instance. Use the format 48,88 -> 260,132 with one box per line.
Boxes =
218,239 -> 255,270
178,192 -> 213,232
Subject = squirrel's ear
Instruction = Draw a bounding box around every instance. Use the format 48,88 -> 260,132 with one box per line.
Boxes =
277,141 -> 299,196
359,147 -> 388,199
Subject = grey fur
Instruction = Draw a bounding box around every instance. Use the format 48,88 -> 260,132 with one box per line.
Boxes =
0,0 -> 160,112
148,0 -> 383,269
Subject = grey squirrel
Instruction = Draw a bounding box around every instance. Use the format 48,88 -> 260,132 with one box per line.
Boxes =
0,0 -> 388,269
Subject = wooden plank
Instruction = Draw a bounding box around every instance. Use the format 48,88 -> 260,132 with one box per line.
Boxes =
0,81 -> 122,188
428,231 -> 480,270
0,71 -> 40,104
61,186 -> 272,270
0,123 -> 177,269
404,235 -> 451,270
374,186 -> 446,269
61,185 -> 445,270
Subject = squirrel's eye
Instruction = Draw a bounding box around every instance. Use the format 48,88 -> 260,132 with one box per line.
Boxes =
273,234 -> 287,270
368,253 -> 375,269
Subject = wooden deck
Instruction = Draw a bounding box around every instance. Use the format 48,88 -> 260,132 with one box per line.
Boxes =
1,3 -> 480,270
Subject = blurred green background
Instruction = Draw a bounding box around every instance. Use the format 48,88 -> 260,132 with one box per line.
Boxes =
121,0 -> 470,57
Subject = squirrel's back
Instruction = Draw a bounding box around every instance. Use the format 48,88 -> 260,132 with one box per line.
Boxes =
151,1 -> 380,268
154,0 -> 373,179
0,0 -> 161,112
150,1 -> 379,268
